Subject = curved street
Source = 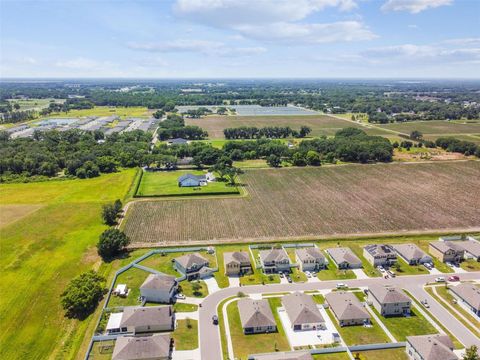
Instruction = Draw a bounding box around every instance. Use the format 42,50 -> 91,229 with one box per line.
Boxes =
198,271 -> 480,360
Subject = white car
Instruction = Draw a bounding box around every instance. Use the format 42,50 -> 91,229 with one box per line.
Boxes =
377,266 -> 386,273
446,262 -> 454,267
175,293 -> 186,299
305,271 -> 312,278
435,277 -> 446,283
336,283 -> 347,289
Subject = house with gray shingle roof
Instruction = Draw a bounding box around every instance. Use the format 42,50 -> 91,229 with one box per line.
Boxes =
112,334 -> 172,360
173,252 -> 213,281
224,251 -> 252,275
429,241 -> 464,263
325,291 -> 370,326
368,285 -> 411,317
140,274 -> 177,303
450,283 -> 480,316
392,244 -> 432,265
295,247 -> 325,272
282,292 -> 325,331
238,298 -> 276,334
178,173 -> 207,187
250,351 -> 313,360
107,306 -> 174,335
457,240 -> 480,261
325,248 -> 362,269
258,248 -> 291,274
406,334 -> 457,360
363,244 -> 397,267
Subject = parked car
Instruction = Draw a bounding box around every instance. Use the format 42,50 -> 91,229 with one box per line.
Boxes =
448,275 -> 460,281
435,277 -> 446,282
336,283 -> 347,289
387,270 -> 396,278
424,263 -> 433,270
305,271 -> 312,278
175,293 -> 186,300
287,275 -> 292,283
377,266 -> 385,273
446,262 -> 454,268
279,272 -> 285,278
212,315 -> 219,325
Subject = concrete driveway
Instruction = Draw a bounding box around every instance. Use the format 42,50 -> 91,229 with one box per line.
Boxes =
203,276 -> 220,294
352,269 -> 368,279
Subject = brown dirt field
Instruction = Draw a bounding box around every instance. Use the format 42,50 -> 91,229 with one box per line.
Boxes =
0,204 -> 43,228
123,161 -> 480,244
393,148 -> 469,162
186,115 -> 392,139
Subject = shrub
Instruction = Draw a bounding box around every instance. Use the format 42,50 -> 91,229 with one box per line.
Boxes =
61,271 -> 105,319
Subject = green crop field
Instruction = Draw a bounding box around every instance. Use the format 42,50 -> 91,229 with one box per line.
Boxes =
0,169 -> 137,360
186,115 -> 393,139
379,120 -> 480,136
124,161 -> 480,244
135,170 -> 240,197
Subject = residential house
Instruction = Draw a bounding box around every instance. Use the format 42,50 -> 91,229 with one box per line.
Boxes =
173,253 -> 212,281
368,285 -> 411,317
250,351 -> 313,360
140,274 -> 177,303
295,247 -> 326,272
325,291 -> 371,326
112,334 -> 172,360
224,251 -> 252,276
238,298 -> 277,334
282,292 -> 325,331
449,283 -> 480,316
429,241 -> 464,263
178,174 -> 207,187
392,244 -> 432,265
406,334 -> 457,360
258,248 -> 291,274
363,244 -> 397,267
325,248 -> 362,269
106,306 -> 174,335
457,241 -> 480,261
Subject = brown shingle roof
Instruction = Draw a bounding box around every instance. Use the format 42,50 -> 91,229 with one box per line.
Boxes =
450,283 -> 480,310
120,306 -> 173,329
140,274 -> 176,291
174,253 -> 208,269
112,334 -> 171,360
224,251 -> 251,266
282,292 -> 324,326
296,248 -> 325,263
326,248 -> 362,267
238,298 -> 276,329
259,248 -> 289,263
325,291 -> 370,321
407,334 -> 456,360
392,243 -> 430,262
368,285 -> 411,304
429,241 -> 464,254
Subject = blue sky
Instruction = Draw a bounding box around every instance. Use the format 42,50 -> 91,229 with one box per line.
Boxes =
1,0 -> 479,78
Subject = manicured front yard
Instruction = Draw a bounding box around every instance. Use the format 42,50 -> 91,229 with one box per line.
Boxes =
325,309 -> 390,346
348,244 -> 381,278
226,298 -> 290,359
173,303 -> 198,312
312,353 -> 350,360
317,264 -> 356,281
354,348 -> 409,360
393,257 -> 429,276
179,280 -> 208,298
173,319 -> 198,350
371,307 -> 437,341
136,170 -> 239,197
214,244 -> 253,288
460,259 -> 480,271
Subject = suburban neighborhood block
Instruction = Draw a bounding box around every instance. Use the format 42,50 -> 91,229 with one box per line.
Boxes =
140,274 -> 178,303
326,247 -> 362,269
258,247 -> 291,274
112,334 -> 172,360
368,285 -> 411,317
392,243 -> 433,265
224,251 -> 252,275
325,291 -> 371,326
449,283 -> 480,316
238,298 -> 277,334
295,247 -> 326,271
406,334 -> 457,360
173,252 -> 213,280
363,244 -> 397,267
282,292 -> 325,331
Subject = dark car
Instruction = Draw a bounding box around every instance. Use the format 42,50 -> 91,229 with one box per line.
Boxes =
212,315 -> 219,325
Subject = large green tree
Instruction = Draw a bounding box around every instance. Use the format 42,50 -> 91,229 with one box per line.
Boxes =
97,228 -> 130,260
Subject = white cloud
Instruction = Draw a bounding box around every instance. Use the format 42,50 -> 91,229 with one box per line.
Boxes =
128,39 -> 266,57
172,0 -> 374,44
55,57 -> 101,69
381,0 -> 453,14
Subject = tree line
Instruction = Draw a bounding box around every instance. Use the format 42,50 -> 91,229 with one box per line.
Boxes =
157,113 -> 208,141
223,126 -> 311,139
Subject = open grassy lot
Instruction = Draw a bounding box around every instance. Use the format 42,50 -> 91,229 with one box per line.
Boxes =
354,348 -> 409,360
106,267 -> 149,308
124,162 -> 480,244
379,120 -> 480,136
46,106 -> 152,119
371,307 -> 437,341
136,170 -> 239,197
226,298 -> 290,359
7,98 -> 64,111
186,115 -> 393,139
0,204 -> 43,228
0,170 -> 137,360
173,319 -> 198,350
325,309 -> 390,346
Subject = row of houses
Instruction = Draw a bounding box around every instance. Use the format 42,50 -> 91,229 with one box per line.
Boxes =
429,238 -> 480,263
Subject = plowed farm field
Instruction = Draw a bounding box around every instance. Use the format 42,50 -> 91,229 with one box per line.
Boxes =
123,161 -> 480,244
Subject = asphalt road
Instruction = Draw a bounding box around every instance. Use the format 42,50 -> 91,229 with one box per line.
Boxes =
198,272 -> 480,360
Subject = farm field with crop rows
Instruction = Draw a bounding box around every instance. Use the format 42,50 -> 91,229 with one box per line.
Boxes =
123,161 -> 480,244
186,115 -> 392,139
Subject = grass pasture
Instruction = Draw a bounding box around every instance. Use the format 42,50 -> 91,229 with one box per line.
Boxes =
379,120 -> 480,136
46,106 -> 152,119
186,115 -> 393,139
0,204 -> 43,228
0,170 -> 137,360
124,161 -> 480,244
135,170 -> 239,197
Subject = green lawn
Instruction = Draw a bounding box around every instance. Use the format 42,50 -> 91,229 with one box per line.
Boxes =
214,244 -> 253,288
173,303 -> 198,312
348,244 -> 381,277
312,353 -> 351,360
371,307 -> 437,341
136,170 -> 239,197
460,259 -> 480,271
393,257 -> 429,276
317,264 -> 356,281
106,267 -> 150,308
226,298 -> 290,359
0,169 -> 138,360
138,253 -> 180,276
179,280 -> 208,298
325,309 -> 390,346
354,348 -> 409,360
173,319 -> 198,350
47,105 -> 152,119
233,159 -> 269,168
88,340 -> 115,360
